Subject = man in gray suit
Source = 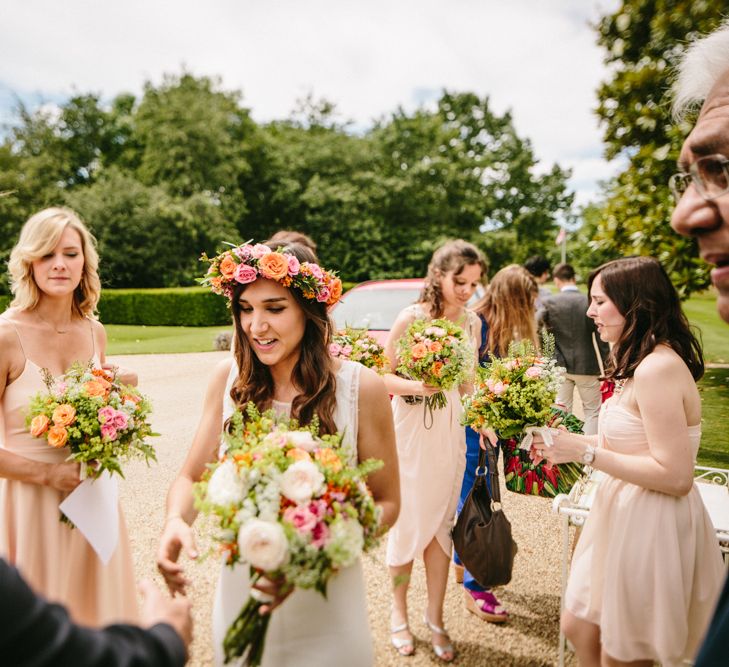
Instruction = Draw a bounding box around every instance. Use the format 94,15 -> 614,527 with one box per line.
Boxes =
539,263 -> 607,434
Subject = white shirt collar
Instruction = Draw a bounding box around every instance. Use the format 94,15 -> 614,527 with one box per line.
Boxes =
560,285 -> 580,292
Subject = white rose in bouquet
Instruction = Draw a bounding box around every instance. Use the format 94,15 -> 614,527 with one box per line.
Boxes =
285,430 -> 319,452
207,460 -> 247,506
237,519 -> 289,571
280,460 -> 325,503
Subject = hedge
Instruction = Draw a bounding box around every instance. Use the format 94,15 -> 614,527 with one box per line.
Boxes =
1,282 -> 360,326
98,287 -> 231,326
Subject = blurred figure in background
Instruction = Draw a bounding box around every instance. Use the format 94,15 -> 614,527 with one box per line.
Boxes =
524,255 -> 552,310
539,263 -> 608,434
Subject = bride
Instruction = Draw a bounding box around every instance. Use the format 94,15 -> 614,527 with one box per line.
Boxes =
156,240 -> 400,666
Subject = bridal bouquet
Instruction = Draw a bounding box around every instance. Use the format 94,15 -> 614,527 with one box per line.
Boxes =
396,318 -> 474,409
194,404 -> 383,665
462,335 -> 583,497
26,363 -> 156,477
329,328 -> 389,373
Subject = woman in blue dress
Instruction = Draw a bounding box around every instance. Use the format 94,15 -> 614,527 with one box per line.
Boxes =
454,264 -> 539,621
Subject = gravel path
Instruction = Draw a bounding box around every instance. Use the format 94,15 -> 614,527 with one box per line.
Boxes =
111,351 -> 578,667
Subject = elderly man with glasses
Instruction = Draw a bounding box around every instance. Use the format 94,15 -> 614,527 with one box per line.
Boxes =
671,22 -> 729,326
670,21 -> 729,666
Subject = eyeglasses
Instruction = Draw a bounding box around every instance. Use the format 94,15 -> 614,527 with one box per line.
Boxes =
669,154 -> 729,203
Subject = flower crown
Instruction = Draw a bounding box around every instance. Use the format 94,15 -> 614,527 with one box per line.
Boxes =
200,242 -> 343,306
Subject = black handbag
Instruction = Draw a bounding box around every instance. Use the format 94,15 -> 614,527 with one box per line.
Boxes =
452,439 -> 517,588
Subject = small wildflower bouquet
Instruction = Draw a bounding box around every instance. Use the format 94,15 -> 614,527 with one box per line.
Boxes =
462,335 -> 583,497
396,318 -> 474,410
194,404 -> 383,665
26,363 -> 157,516
329,327 -> 389,373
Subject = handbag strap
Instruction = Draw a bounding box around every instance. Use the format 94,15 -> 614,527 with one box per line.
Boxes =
477,435 -> 501,504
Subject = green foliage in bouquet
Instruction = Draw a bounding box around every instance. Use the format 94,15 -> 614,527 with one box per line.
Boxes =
462,334 -> 563,438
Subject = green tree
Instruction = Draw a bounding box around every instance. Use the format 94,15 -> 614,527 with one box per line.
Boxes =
592,0 -> 726,296
64,169 -> 236,287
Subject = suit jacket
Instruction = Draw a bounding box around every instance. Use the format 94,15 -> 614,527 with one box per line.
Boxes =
539,289 -> 608,376
0,558 -> 186,667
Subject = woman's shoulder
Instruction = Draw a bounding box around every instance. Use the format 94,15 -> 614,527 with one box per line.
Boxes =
356,364 -> 388,404
634,345 -> 692,383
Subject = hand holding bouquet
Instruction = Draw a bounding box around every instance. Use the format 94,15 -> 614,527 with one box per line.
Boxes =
329,328 -> 389,373
396,318 -> 474,410
27,363 -> 157,478
194,404 -> 383,665
462,335 -> 583,497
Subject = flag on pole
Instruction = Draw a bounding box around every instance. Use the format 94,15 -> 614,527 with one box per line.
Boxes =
555,227 -> 566,245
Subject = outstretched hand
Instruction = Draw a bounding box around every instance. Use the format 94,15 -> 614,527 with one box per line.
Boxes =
156,517 -> 198,595
139,578 -> 193,650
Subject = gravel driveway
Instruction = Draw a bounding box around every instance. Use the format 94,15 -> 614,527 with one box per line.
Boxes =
112,351 -> 577,667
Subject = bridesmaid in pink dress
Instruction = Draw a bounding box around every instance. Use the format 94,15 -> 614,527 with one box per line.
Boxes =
533,257 -> 724,667
0,207 -> 138,626
384,240 -> 486,662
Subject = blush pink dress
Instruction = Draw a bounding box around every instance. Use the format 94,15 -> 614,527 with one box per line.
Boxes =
0,317 -> 138,627
565,392 -> 724,666
386,305 -> 479,565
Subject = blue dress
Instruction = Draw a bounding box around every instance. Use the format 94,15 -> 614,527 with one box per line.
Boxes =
454,315 -> 500,592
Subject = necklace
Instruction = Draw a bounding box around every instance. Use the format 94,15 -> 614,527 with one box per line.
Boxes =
35,312 -> 71,334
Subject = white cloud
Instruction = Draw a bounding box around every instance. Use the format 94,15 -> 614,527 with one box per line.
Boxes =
0,0 -> 622,205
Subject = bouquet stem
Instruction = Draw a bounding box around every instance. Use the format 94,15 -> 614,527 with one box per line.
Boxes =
223,588 -> 271,665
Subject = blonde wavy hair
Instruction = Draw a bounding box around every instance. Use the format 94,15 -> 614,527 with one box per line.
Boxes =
8,207 -> 101,317
473,264 -> 538,357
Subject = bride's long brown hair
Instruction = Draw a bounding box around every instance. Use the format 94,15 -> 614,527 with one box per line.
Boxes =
228,242 -> 338,435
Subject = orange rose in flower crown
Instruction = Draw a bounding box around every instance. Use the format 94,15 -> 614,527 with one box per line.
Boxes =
199,241 -> 343,307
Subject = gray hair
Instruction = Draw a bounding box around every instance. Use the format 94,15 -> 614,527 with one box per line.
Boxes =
673,20 -> 729,121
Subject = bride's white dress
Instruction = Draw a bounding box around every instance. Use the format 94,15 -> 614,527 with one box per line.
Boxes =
212,359 -> 374,666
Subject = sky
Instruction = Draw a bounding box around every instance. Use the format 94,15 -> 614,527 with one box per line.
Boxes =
0,0 -> 622,209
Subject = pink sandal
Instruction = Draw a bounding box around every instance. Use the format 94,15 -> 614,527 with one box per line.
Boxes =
464,588 -> 509,623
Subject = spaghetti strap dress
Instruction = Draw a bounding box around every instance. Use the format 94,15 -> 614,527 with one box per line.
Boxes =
386,304 -> 479,565
565,394 -> 724,666
0,316 -> 138,626
212,359 -> 373,666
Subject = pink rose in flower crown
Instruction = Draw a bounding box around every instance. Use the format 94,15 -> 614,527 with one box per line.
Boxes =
234,244 -> 253,260
100,423 -> 118,441
307,263 -> 324,280
287,255 -> 300,275
525,366 -> 541,378
316,285 -> 331,303
234,264 -> 258,284
113,410 -> 129,430
98,405 -> 116,425
251,243 -> 271,259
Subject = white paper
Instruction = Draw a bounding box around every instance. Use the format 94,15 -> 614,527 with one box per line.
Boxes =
59,471 -> 119,565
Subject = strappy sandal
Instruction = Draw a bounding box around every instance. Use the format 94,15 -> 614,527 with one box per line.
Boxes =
423,614 -> 455,662
390,609 -> 415,657
464,588 -> 509,623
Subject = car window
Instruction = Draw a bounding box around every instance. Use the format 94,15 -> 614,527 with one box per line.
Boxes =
332,287 -> 421,331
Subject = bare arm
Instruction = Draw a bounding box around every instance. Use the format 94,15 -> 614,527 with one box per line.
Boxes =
0,324 -> 80,491
356,367 -> 400,531
540,351 -> 697,496
381,308 -> 439,397
156,358 -> 232,593
95,321 -> 138,387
